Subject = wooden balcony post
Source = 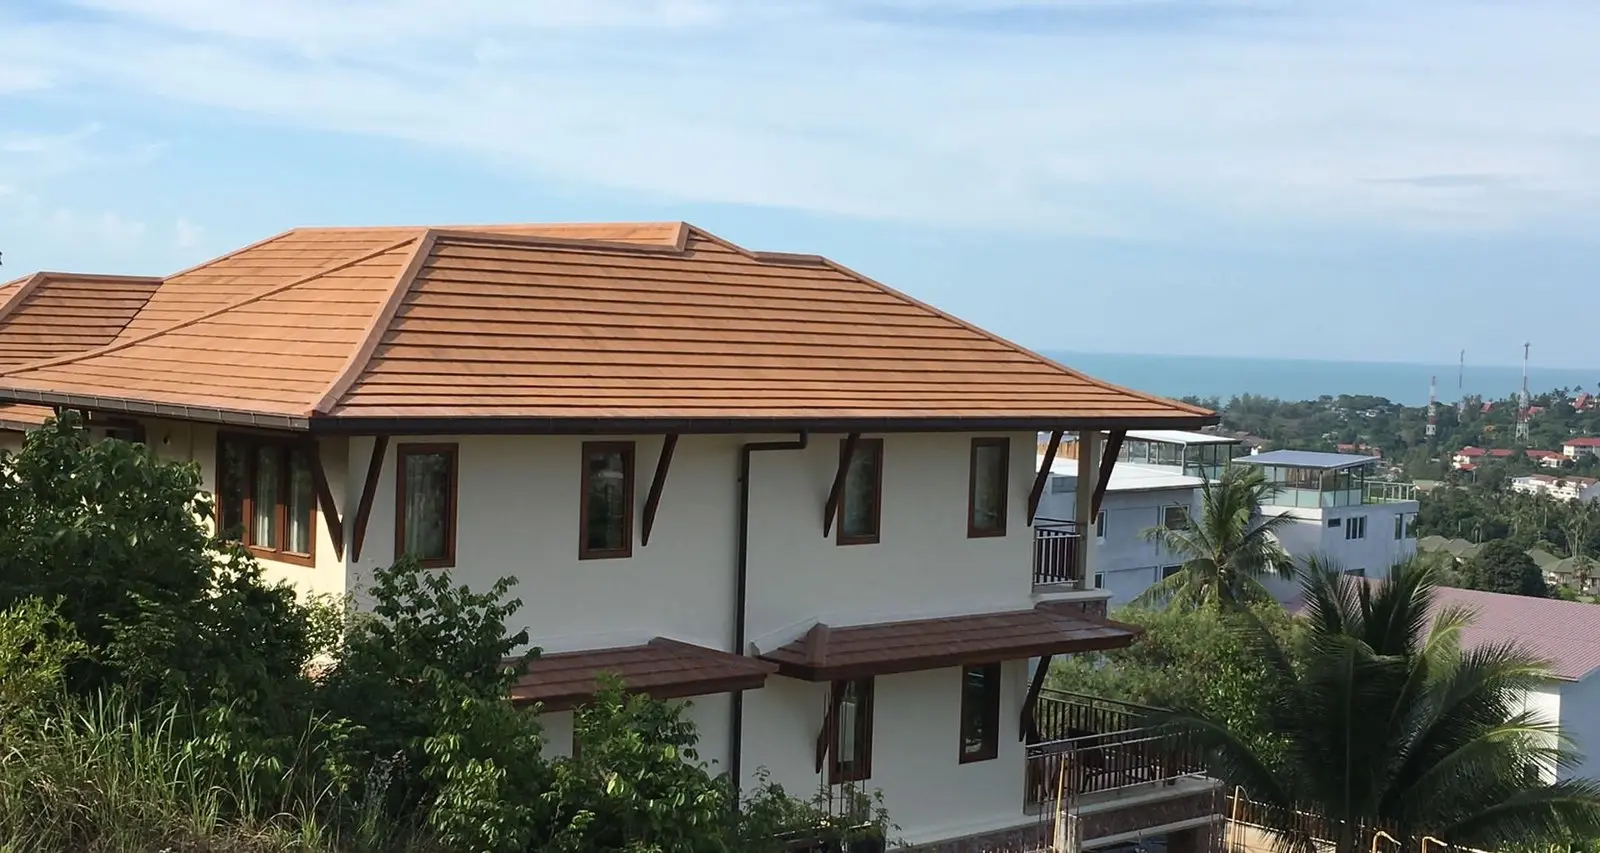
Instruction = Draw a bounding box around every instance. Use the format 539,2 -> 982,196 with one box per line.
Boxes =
1073,430 -> 1102,586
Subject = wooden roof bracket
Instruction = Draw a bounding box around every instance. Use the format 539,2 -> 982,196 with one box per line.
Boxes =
821,432 -> 861,537
640,434 -> 679,547
1091,429 -> 1127,518
815,681 -> 844,773
1019,653 -> 1055,742
305,438 -> 345,561
1028,429 -> 1064,525
349,435 -> 389,563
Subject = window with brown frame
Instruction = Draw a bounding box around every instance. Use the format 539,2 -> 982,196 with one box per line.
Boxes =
396,444 -> 458,569
580,441 -> 634,560
837,438 -> 883,545
967,438 -> 1009,537
217,433 -> 316,566
959,664 -> 1002,763
829,677 -> 874,784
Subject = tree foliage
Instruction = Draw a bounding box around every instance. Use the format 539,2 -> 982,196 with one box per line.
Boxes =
1136,464 -> 1296,608
1164,559 -> 1600,853
1464,539 -> 1550,598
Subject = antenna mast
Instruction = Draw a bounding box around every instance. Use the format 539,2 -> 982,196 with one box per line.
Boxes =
1457,349 -> 1466,413
1516,343 -> 1531,443
1426,375 -> 1438,440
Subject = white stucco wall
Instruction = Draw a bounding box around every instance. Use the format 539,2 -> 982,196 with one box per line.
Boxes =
1259,502 -> 1419,601
1512,684 -> 1564,783
1558,675 -> 1600,782
1033,478 -> 1196,609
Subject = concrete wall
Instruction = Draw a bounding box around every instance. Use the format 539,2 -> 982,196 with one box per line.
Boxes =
1559,675 -> 1600,782
1259,502 -> 1419,602
1035,479 -> 1196,609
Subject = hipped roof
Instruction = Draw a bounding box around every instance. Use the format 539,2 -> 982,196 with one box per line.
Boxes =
0,222 -> 1215,433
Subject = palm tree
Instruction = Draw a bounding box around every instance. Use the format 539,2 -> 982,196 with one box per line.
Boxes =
1135,464 -> 1295,609
1167,558 -> 1600,853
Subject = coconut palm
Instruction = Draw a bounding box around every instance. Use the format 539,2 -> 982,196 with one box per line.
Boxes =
1134,464 -> 1296,608
1167,558 -> 1600,853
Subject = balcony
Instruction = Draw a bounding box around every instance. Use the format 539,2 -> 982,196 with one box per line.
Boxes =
1363,481 -> 1418,503
1032,518 -> 1082,589
1024,690 -> 1207,808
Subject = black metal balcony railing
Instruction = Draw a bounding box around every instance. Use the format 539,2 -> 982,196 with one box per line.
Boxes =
1032,518 -> 1082,587
1024,690 -> 1206,807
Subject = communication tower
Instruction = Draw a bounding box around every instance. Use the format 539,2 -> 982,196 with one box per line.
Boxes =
1516,343 -> 1532,444
1426,375 -> 1438,440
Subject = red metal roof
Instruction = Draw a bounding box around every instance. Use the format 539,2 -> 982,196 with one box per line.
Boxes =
1428,586 -> 1600,681
1566,437 -> 1600,448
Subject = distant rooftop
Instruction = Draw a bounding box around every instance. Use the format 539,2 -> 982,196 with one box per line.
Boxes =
1040,456 -> 1201,493
1124,429 -> 1241,446
1234,449 -> 1382,471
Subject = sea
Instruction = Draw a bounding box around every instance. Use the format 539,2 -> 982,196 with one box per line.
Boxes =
1042,351 -> 1600,408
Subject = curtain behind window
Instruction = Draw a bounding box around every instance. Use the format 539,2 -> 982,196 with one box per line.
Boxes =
403,452 -> 450,560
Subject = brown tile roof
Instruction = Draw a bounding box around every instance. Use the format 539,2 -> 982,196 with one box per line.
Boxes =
507,637 -> 776,711
0,223 -> 1216,432
757,602 -> 1140,681
0,272 -> 160,433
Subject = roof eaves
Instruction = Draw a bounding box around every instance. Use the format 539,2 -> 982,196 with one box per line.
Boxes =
308,411 -> 1223,436
809,254 -> 1215,424
0,388 -> 309,430
312,232 -> 435,415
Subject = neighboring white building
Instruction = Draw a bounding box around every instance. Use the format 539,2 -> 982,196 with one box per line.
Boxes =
1038,437 -> 1420,607
1564,437 -> 1600,460
0,222 -> 1225,852
1036,431 -> 1239,606
1511,474 -> 1600,503
1232,450 -> 1419,600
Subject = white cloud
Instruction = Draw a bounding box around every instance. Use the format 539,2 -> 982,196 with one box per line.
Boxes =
174,217 -> 202,249
5,0 -> 1600,235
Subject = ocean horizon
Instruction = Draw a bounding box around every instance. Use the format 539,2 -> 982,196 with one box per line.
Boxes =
1042,351 -> 1600,408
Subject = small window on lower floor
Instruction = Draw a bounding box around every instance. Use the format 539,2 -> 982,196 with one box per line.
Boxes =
1162,565 -> 1182,579
1093,572 -> 1105,589
829,678 -> 874,784
959,664 -> 1001,763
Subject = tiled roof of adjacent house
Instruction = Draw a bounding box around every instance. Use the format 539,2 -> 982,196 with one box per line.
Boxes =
1566,437 -> 1600,448
1429,586 -> 1600,681
0,222 -> 1215,432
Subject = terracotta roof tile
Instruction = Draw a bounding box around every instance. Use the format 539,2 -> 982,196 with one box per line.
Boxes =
758,602 -> 1139,681
507,637 -> 775,711
0,223 -> 1215,431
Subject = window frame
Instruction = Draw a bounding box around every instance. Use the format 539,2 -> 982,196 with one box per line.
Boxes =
216,431 -> 317,568
1161,504 -> 1190,531
1095,509 -> 1107,540
394,443 -> 460,569
1345,516 -> 1367,541
967,437 -> 1010,538
828,677 -> 875,785
958,663 -> 1002,764
579,441 -> 636,561
836,438 -> 884,546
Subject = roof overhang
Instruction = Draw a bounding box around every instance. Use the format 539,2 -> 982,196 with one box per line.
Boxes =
507,637 -> 776,711
0,388 -> 310,431
756,602 -> 1141,682
307,412 -> 1221,436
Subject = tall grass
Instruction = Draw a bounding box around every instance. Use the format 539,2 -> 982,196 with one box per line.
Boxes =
0,693 -> 425,853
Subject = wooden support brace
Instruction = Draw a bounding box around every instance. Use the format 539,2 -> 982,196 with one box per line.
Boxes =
1019,653 -> 1055,742
350,435 -> 389,563
821,432 -> 861,537
640,434 -> 679,547
306,439 -> 346,561
1028,430 -> 1064,525
1091,429 -> 1127,518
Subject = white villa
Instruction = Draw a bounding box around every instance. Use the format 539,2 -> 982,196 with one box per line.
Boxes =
0,223 -> 1225,852
1036,434 -> 1421,607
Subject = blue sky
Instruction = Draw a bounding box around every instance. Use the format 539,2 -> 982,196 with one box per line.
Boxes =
3,0 -> 1599,368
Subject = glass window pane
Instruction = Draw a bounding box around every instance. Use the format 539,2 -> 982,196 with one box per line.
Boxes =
970,441 -> 1007,534
960,665 -> 998,760
841,443 -> 880,540
250,445 -> 280,549
286,449 -> 314,555
218,439 -> 247,540
402,451 -> 452,561
584,448 -> 629,553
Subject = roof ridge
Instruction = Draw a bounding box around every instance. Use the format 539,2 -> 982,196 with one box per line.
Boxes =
0,273 -> 47,327
162,227 -> 300,281
0,237 -> 419,381
809,256 -> 1213,419
427,228 -> 689,256
312,232 -> 438,415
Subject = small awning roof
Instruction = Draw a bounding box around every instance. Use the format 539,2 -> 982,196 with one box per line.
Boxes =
507,637 -> 776,711
757,602 -> 1140,682
0,402 -> 51,433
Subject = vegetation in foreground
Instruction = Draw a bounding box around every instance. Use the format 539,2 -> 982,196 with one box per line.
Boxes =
0,416 -> 889,853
